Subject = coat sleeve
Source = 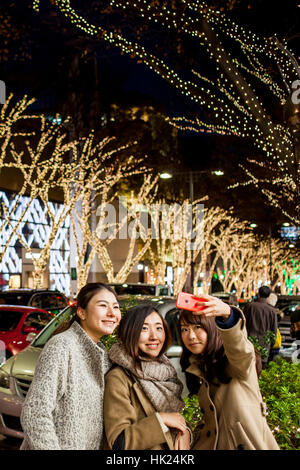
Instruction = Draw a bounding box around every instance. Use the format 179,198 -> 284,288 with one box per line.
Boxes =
20,336 -> 69,450
216,308 -> 256,381
104,369 -> 168,450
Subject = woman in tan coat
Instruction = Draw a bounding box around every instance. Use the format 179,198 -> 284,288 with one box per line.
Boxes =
179,294 -> 280,450
104,304 -> 190,450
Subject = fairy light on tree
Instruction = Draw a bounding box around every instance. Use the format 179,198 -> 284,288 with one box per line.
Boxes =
275,256 -> 300,295
70,151 -> 148,291
0,94 -> 147,289
0,94 -> 78,269
2,125 -> 79,288
33,0 -> 300,222
83,174 -> 157,288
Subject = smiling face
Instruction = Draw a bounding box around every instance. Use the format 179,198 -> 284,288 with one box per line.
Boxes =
77,289 -> 121,342
180,321 -> 208,355
137,311 -> 166,359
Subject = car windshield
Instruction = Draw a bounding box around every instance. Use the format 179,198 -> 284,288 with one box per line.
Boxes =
158,287 -> 169,296
0,292 -> 31,306
0,310 -> 23,331
113,285 -> 156,295
33,306 -> 76,347
282,303 -> 300,315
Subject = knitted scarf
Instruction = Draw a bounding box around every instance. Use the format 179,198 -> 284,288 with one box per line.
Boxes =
109,342 -> 185,413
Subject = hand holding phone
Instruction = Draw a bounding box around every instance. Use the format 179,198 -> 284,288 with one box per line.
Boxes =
176,292 -> 207,312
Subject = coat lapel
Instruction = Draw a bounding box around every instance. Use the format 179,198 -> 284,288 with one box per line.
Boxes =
132,382 -> 174,450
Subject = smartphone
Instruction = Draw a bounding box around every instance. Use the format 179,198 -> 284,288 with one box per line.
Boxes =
176,292 -> 207,312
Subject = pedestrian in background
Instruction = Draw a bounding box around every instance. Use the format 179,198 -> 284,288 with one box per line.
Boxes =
20,283 -> 121,450
104,304 -> 189,450
178,294 -> 279,450
290,305 -> 300,345
243,286 -> 278,367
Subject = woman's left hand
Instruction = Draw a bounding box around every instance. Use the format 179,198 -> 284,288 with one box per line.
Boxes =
193,294 -> 231,319
174,429 -> 191,450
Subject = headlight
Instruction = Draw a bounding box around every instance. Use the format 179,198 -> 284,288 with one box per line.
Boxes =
0,368 -> 10,389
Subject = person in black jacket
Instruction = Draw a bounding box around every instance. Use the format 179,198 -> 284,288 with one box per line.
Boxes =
243,286 -> 277,367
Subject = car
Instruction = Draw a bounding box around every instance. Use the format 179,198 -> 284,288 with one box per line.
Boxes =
108,283 -> 171,297
0,306 -> 55,362
212,292 -> 239,306
276,295 -> 300,313
275,295 -> 300,355
0,296 -> 187,439
0,289 -> 68,315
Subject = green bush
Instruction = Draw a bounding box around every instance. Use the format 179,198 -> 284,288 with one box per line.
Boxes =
259,357 -> 300,450
182,395 -> 203,431
248,331 -> 276,359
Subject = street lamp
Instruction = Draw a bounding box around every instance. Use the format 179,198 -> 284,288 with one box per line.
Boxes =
159,168 -> 224,293
159,172 -> 173,179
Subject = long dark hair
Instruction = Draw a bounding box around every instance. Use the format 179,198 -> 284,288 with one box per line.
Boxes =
179,309 -> 232,393
118,304 -> 171,368
54,283 -> 117,335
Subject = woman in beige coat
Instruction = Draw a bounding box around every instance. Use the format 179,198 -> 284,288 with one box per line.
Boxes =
104,304 -> 190,450
179,294 -> 279,450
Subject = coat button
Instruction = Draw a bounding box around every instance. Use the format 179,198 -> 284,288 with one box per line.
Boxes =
209,405 -> 214,411
201,408 -> 205,414
206,431 -> 211,437
237,444 -> 245,450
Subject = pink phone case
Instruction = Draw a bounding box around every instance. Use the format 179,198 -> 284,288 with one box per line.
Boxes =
176,292 -> 207,312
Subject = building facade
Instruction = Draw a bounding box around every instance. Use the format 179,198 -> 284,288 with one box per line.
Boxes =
0,190 -> 70,295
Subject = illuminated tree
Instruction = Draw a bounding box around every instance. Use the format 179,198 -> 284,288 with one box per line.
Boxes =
0,93 -> 38,168
0,95 -> 77,274
192,206 -> 232,294
0,94 -> 145,290
1,125 -> 78,288
70,151 -> 147,291
85,174 -> 158,287
146,199 -> 172,285
34,0 -> 300,222
273,253 -> 300,295
153,197 -> 212,294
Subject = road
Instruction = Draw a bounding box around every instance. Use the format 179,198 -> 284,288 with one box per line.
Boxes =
0,434 -> 20,450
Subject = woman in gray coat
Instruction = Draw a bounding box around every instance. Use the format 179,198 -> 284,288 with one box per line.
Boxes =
20,283 -> 121,450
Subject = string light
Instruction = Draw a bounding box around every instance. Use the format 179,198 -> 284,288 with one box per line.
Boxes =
32,1 -> 298,221
0,94 -> 147,290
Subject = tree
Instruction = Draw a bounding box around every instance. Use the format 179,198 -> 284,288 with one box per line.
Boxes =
70,151 -> 148,291
86,174 -> 158,286
0,95 -> 78,275
193,206 -> 232,294
0,94 -> 146,290
1,122 -> 78,288
38,0 -> 300,222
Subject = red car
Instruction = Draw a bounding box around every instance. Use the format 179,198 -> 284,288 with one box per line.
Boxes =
0,306 -> 54,360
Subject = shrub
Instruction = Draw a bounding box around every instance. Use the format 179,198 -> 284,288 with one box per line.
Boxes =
248,331 -> 276,359
259,357 -> 300,450
182,394 -> 204,431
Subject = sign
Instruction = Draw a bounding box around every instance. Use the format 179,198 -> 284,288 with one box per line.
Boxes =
280,226 -> 300,241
